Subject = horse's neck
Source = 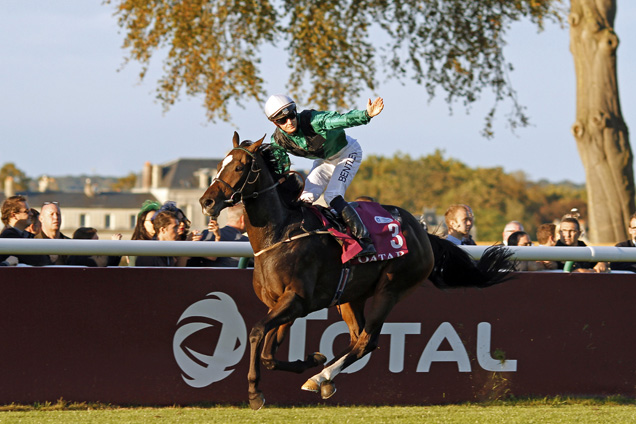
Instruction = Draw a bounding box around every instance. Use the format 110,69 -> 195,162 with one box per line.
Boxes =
243,180 -> 295,250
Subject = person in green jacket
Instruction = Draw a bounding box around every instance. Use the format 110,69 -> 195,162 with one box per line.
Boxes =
263,94 -> 384,256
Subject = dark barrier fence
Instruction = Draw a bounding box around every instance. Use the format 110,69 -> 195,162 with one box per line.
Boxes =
0,267 -> 634,405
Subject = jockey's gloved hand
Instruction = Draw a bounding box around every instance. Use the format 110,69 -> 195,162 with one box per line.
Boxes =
329,196 -> 348,214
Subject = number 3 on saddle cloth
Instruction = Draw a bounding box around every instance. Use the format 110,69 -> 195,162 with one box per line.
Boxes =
309,202 -> 409,265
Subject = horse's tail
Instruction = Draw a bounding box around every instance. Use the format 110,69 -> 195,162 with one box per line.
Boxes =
427,233 -> 516,289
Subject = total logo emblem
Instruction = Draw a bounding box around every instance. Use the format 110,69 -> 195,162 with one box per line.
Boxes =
173,292 -> 247,388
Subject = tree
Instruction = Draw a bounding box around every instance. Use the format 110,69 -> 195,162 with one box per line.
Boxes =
346,152 -> 587,241
110,1 -> 634,242
569,0 -> 634,243
108,0 -> 562,131
110,172 -> 138,192
0,163 -> 30,192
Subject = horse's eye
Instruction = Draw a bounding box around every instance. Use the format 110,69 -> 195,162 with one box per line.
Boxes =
235,164 -> 244,172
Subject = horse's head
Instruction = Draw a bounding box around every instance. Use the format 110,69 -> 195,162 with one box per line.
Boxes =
199,131 -> 266,219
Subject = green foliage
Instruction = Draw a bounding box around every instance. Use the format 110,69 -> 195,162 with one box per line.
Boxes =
110,172 -> 137,192
0,162 -> 31,192
346,151 -> 586,241
107,0 -> 565,134
109,0 -> 278,121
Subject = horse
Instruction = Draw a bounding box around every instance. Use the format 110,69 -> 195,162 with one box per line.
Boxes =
199,132 -> 515,410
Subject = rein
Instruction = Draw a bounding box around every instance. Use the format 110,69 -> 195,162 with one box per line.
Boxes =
253,229 -> 332,257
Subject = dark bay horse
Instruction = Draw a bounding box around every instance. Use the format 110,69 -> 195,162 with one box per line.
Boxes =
199,132 -> 514,410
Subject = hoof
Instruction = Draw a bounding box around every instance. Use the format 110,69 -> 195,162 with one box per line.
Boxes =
249,392 -> 265,410
301,379 -> 320,393
308,352 -> 327,367
320,380 -> 337,399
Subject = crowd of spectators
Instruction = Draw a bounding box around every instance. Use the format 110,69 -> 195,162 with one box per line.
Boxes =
2,194 -> 636,272
0,196 -> 247,268
439,203 -> 636,273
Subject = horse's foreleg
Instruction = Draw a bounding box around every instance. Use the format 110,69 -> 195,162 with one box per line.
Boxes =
247,291 -> 306,410
261,323 -> 326,373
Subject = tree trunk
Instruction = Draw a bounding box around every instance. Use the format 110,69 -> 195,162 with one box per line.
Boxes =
569,0 -> 635,243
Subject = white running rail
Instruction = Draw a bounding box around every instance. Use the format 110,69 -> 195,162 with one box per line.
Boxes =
0,239 -> 635,261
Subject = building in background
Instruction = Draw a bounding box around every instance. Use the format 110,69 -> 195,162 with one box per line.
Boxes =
132,158 -> 221,232
1,158 -> 222,239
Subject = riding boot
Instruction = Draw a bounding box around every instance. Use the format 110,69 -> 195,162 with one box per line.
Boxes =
340,204 -> 377,257
329,195 -> 376,257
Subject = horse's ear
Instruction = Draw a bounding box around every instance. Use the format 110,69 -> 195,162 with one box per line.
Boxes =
248,134 -> 266,151
232,131 -> 240,148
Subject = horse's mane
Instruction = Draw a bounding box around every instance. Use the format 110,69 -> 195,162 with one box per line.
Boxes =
239,140 -> 305,208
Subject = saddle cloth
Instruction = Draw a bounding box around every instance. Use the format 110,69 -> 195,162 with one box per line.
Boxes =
312,202 -> 409,264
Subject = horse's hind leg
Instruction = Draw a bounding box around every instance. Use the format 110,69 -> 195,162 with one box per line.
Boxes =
247,291 -> 306,410
304,290 -> 401,399
261,323 -> 327,373
301,300 -> 366,395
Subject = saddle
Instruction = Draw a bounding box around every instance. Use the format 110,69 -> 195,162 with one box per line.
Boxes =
302,201 -> 409,265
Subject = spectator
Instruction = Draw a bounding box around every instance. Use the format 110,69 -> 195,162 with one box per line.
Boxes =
35,201 -> 69,265
507,231 -> 533,247
611,212 -> 636,273
0,195 -> 51,266
188,204 -> 252,267
507,230 -> 544,271
151,202 -> 199,266
153,201 -> 194,241
66,227 -> 122,267
559,208 -> 589,243
0,256 -> 18,266
135,210 -> 182,267
502,221 -> 524,246
1,195 -> 30,231
443,204 -> 476,245
556,217 -> 609,273
25,208 -> 41,236
536,223 -> 557,246
131,200 -> 161,241
534,223 -> 558,270
128,200 -> 161,266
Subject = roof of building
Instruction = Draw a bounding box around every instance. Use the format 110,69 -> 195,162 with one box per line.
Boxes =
158,158 -> 220,189
0,192 -> 158,210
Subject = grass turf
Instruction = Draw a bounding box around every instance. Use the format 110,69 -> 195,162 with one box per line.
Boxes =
0,397 -> 635,423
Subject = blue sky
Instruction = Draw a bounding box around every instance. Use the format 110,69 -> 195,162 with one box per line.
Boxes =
2,1 -> 636,185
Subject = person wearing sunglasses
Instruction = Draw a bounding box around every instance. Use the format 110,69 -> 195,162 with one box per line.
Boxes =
263,94 -> 384,256
0,195 -> 52,266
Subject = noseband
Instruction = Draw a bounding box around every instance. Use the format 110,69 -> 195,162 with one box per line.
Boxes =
213,146 -> 282,206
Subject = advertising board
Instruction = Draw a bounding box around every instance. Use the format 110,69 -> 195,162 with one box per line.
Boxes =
0,268 -> 634,405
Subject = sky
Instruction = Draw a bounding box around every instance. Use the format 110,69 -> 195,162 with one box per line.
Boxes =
2,2 -> 636,185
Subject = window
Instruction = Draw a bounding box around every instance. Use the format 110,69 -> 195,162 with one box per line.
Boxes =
80,214 -> 87,227
130,214 -> 136,229
105,214 -> 112,229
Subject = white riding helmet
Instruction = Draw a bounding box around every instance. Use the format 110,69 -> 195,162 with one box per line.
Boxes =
264,94 -> 296,121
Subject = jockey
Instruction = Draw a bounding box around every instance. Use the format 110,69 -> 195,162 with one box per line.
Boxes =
263,94 -> 384,256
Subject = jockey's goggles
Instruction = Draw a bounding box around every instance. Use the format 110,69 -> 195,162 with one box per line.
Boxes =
272,108 -> 297,125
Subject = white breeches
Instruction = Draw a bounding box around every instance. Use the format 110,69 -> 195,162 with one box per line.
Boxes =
300,136 -> 362,205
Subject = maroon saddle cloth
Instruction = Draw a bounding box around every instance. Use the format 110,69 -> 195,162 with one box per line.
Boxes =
311,201 -> 409,264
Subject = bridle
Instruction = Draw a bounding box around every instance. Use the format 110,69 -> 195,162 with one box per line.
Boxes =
212,146 -> 283,206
